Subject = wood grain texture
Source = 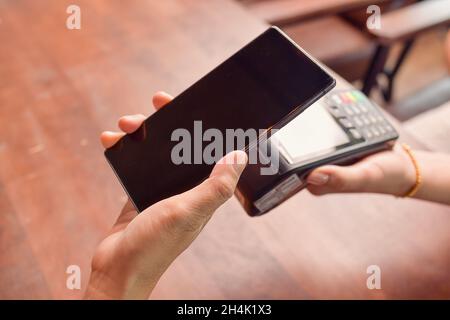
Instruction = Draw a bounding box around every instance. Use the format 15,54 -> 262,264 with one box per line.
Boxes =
0,0 -> 449,299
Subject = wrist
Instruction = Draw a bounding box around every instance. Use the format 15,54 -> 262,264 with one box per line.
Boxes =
85,251 -> 162,299
397,144 -> 419,197
85,268 -> 130,299
85,260 -> 160,299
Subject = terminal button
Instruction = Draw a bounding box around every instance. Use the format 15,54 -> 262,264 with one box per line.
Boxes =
349,129 -> 362,140
339,118 -> 353,128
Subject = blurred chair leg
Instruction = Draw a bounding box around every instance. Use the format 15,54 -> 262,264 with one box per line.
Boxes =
362,44 -> 390,97
382,39 -> 415,102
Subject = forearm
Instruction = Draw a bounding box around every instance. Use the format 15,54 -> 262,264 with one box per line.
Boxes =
412,151 -> 450,205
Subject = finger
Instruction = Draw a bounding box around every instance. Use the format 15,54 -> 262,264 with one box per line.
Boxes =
100,131 -> 126,149
152,91 -> 173,110
183,150 -> 248,211
118,114 -> 147,133
170,150 -> 248,223
306,163 -> 376,195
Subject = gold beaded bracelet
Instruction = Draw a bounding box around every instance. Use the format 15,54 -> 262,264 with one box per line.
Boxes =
401,143 -> 422,198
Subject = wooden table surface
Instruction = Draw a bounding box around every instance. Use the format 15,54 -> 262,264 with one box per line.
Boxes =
0,0 -> 449,299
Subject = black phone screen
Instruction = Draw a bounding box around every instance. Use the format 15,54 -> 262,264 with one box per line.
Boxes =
105,27 -> 335,212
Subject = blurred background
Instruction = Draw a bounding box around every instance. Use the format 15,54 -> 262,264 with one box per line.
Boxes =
240,0 -> 450,145
0,0 -> 449,299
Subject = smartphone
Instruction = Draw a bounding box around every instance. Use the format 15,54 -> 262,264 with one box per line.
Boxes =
105,26 -> 336,212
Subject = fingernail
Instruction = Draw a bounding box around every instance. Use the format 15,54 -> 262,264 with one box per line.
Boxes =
232,151 -> 248,175
219,151 -> 248,175
308,172 -> 329,185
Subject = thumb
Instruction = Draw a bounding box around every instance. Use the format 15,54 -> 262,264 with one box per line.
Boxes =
306,163 -> 374,195
185,150 -> 248,210
171,150 -> 248,220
